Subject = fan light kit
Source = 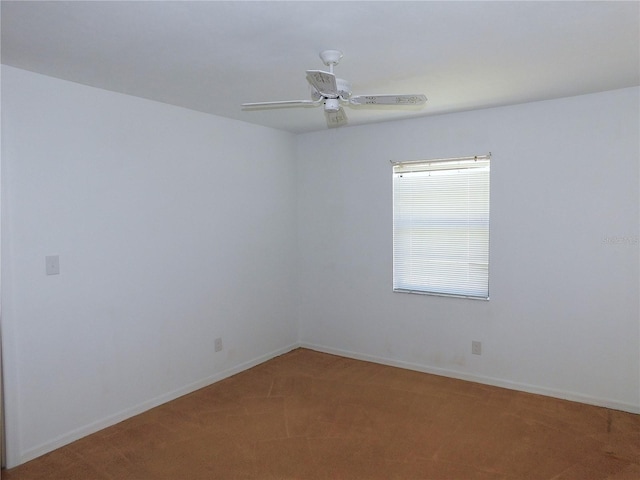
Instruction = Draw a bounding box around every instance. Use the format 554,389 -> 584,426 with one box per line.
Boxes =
241,50 -> 427,128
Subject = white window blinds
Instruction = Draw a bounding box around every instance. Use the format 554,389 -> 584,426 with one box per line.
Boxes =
392,155 -> 490,299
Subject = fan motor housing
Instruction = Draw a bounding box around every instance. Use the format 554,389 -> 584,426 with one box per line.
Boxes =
311,78 -> 352,101
324,98 -> 340,112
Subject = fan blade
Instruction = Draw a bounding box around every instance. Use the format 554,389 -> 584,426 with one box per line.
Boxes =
325,107 -> 348,128
349,94 -> 427,106
306,70 -> 338,98
242,99 -> 321,109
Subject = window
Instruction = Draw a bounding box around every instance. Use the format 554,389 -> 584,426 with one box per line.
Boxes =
392,155 -> 490,299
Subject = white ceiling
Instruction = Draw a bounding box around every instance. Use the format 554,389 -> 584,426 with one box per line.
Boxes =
2,1 -> 639,134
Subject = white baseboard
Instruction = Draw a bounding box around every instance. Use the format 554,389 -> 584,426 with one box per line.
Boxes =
14,342 -> 299,468
299,342 -> 640,415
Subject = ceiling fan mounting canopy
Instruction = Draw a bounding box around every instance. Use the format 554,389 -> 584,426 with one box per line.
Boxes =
319,49 -> 343,68
241,49 -> 427,128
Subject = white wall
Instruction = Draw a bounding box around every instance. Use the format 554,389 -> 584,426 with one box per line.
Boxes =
2,65 -> 639,469
1,66 -> 298,467
296,87 -> 640,413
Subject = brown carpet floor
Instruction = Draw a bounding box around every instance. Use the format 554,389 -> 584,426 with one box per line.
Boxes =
3,348 -> 639,479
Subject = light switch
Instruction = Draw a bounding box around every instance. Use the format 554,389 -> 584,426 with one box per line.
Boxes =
45,255 -> 60,275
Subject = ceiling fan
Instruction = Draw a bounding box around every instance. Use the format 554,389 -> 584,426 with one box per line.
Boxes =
241,50 -> 427,128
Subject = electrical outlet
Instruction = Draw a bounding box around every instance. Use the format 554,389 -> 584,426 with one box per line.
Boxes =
472,341 -> 482,355
214,337 -> 223,353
